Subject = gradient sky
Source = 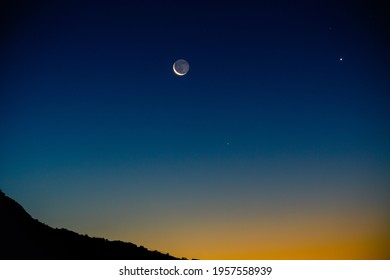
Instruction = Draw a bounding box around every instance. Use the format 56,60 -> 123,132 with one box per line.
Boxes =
1,0 -> 390,259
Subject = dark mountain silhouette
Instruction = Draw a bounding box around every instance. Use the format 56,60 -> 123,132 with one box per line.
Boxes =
0,190 -> 180,260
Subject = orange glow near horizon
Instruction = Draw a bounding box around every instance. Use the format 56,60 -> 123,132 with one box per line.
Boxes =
102,201 -> 390,260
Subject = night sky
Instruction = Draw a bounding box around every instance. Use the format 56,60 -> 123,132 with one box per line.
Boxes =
1,0 -> 390,259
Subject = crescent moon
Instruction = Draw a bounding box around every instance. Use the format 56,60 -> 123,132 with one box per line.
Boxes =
173,59 -> 189,76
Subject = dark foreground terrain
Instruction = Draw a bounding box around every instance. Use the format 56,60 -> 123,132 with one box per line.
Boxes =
0,190 -> 179,259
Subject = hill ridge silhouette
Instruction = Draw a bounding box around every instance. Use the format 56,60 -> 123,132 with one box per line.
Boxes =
0,190 -> 181,260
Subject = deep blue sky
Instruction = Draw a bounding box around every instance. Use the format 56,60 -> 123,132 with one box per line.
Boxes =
1,0 -> 389,259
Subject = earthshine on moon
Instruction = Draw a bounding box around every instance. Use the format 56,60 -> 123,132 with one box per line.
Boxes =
173,59 -> 190,76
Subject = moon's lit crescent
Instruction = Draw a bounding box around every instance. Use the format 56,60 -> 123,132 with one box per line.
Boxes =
173,59 -> 189,76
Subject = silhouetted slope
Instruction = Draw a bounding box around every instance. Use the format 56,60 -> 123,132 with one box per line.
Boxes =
0,190 -> 178,259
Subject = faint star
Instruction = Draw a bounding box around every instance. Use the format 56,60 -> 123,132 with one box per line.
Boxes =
339,57 -> 343,61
